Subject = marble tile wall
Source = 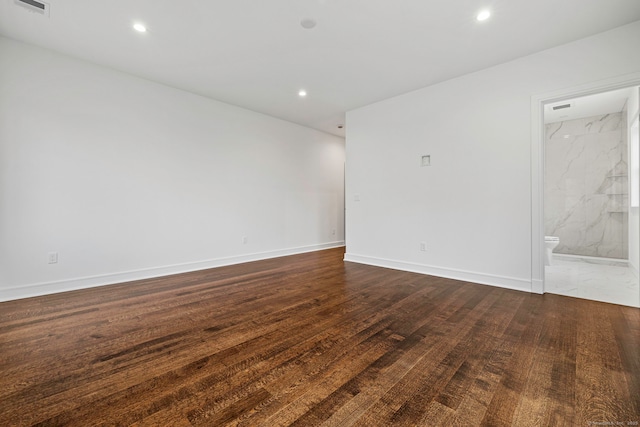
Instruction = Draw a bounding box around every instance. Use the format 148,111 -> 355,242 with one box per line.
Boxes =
545,112 -> 628,259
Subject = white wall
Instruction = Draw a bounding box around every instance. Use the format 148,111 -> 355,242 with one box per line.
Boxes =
0,36 -> 345,301
345,20 -> 640,292
629,86 -> 640,275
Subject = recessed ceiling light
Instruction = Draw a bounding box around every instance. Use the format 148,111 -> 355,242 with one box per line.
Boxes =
300,19 -> 317,29
133,23 -> 147,33
476,10 -> 491,21
298,90 -> 307,97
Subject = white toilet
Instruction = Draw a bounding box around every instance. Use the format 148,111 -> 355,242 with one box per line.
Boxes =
544,236 -> 560,266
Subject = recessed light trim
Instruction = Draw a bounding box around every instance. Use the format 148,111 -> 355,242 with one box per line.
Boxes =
476,10 -> 491,21
298,90 -> 307,97
133,23 -> 147,33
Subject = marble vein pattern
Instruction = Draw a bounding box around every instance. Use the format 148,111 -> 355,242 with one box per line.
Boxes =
545,112 -> 628,259
545,257 -> 639,308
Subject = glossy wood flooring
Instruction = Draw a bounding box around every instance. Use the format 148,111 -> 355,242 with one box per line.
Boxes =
1,248 -> 638,426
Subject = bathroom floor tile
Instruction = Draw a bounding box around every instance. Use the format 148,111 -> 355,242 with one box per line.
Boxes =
545,258 -> 640,307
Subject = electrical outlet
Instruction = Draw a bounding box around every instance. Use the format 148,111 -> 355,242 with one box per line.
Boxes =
420,242 -> 426,252
331,229 -> 336,236
242,236 -> 248,244
48,252 -> 58,264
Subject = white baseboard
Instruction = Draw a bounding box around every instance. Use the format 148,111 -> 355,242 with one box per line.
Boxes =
0,241 -> 345,302
343,253 -> 532,293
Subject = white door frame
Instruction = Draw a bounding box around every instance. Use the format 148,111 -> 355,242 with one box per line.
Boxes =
530,72 -> 640,294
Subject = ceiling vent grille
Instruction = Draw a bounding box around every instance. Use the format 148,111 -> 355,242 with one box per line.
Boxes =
14,0 -> 50,16
552,103 -> 572,111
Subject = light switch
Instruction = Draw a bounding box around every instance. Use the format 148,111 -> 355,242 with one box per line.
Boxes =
421,155 -> 431,167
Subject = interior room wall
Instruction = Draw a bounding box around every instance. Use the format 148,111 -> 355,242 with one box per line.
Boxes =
345,20 -> 640,292
0,36 -> 345,301
545,112 -> 628,259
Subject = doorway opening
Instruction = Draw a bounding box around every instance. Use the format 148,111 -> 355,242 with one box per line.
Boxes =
531,75 -> 640,308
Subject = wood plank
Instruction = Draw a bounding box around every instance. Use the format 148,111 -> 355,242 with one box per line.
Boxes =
575,299 -> 639,426
510,294 -> 577,426
0,248 -> 637,426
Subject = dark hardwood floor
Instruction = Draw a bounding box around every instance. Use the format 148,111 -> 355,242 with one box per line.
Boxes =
0,247 -> 638,426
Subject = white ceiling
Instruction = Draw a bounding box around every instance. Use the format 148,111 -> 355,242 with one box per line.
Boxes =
545,87 -> 636,124
2,1 -> 640,137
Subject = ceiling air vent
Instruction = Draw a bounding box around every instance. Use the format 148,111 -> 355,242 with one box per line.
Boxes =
14,0 -> 50,16
552,103 -> 572,111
